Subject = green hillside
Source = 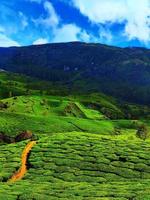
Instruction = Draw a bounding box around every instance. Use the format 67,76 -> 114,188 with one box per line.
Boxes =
1,71 -> 150,199
1,42 -> 150,104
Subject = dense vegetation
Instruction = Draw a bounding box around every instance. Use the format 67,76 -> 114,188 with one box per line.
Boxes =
1,68 -> 150,199
1,42 -> 150,104
2,133 -> 150,199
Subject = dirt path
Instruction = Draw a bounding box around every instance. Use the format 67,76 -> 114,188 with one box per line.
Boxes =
8,141 -> 36,183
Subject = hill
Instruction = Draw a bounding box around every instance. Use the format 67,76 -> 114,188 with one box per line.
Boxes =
0,42 -> 150,104
1,59 -> 150,198
1,70 -> 150,120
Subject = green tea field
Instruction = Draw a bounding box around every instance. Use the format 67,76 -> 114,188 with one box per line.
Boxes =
1,71 -> 150,199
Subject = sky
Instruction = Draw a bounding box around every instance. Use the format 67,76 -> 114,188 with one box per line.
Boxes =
0,0 -> 150,48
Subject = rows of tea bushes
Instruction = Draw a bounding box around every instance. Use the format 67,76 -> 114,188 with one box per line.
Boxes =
28,132 -> 150,182
1,132 -> 150,199
0,141 -> 27,182
20,132 -> 150,199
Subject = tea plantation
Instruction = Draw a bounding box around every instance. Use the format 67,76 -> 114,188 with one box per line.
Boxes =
1,71 -> 150,199
1,132 -> 150,199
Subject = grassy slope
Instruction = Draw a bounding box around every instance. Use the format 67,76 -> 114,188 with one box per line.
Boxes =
1,71 -> 150,199
0,94 -> 143,138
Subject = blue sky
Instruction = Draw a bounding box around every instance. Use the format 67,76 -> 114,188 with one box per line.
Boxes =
0,0 -> 150,47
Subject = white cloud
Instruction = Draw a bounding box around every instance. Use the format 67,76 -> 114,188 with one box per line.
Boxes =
99,26 -> 112,44
33,38 -> 48,45
0,33 -> 20,47
124,0 -> 150,42
53,24 -> 81,42
19,12 -> 28,29
33,0 -> 97,44
72,0 -> 126,24
52,24 -> 95,43
33,1 -> 59,28
72,0 -> 150,43
79,30 -> 90,42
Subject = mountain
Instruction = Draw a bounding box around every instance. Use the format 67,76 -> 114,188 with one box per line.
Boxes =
1,49 -> 150,199
0,42 -> 150,104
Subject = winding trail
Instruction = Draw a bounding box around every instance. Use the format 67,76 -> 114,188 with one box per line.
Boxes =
8,141 -> 36,183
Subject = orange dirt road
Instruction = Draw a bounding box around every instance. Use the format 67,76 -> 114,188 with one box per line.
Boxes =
8,141 -> 36,183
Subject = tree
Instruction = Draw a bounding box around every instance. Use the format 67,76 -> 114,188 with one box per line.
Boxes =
136,124 -> 149,140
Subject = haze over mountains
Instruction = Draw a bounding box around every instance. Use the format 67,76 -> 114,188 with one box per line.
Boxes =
0,42 -> 150,105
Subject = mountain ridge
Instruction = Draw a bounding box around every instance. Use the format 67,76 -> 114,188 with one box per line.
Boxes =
1,41 -> 150,50
1,42 -> 150,104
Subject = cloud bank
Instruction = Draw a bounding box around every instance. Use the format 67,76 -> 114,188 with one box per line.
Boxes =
72,0 -> 150,43
33,1 -> 93,44
1,0 -> 150,47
